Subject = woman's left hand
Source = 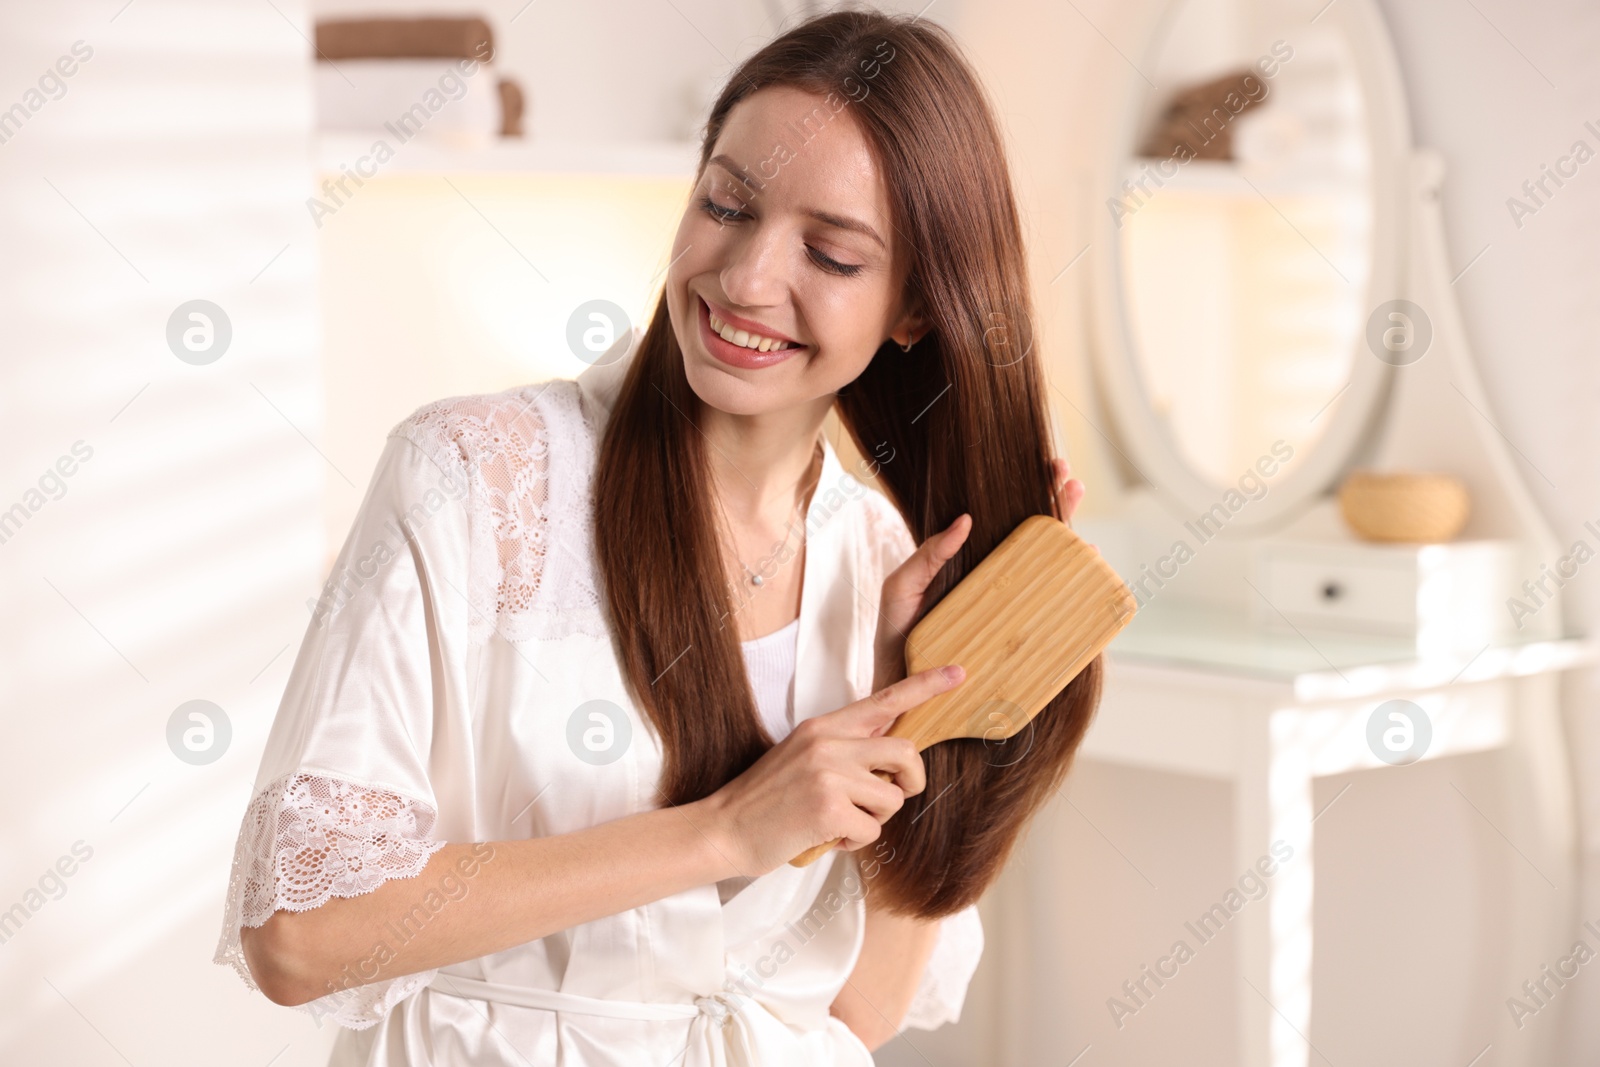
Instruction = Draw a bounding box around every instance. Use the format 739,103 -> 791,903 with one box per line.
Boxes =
1050,457 -> 1085,525
870,459 -> 1084,693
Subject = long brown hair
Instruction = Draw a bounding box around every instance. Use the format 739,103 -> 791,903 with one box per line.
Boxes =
592,9 -> 1102,919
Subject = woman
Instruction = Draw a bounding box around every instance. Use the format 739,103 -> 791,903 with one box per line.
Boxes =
214,10 -> 1098,1065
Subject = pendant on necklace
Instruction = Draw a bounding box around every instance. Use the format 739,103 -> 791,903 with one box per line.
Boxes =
750,572 -> 764,587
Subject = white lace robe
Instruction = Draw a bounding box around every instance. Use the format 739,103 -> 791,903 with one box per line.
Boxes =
213,329 -> 983,1065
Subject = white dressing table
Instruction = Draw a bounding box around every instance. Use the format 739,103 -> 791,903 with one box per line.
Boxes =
1083,601 -> 1593,1067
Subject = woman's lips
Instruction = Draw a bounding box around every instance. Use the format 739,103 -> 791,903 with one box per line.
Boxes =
697,296 -> 804,370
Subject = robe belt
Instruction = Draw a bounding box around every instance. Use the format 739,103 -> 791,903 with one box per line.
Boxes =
427,970 -> 828,1066
427,971 -> 751,1025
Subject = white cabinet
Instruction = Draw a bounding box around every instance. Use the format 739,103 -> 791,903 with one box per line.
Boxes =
1075,601 -> 1592,1067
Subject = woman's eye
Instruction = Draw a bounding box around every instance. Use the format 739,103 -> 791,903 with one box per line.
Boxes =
807,246 -> 864,277
699,192 -> 862,277
697,194 -> 746,223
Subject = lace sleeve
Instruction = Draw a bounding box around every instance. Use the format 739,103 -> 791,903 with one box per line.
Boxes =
214,773 -> 449,1028
212,771 -> 451,1030
899,904 -> 985,1032
214,416 -> 476,1029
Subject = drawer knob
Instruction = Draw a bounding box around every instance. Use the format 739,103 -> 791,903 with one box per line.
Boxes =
1321,581 -> 1344,602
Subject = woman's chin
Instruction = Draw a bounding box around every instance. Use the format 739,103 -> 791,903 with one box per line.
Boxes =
682,359 -> 783,417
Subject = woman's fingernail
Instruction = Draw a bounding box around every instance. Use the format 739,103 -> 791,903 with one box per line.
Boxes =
942,664 -> 965,682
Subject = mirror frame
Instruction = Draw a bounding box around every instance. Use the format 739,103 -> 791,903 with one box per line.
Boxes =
1088,0 -> 1414,531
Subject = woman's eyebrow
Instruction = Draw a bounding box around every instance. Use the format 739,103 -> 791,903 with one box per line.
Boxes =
708,154 -> 885,249
709,155 -> 761,192
807,209 -> 884,249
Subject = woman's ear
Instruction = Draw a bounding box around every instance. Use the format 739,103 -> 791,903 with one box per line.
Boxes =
888,306 -> 928,351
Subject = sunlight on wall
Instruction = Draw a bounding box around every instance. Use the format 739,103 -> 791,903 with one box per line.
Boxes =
315,171 -> 692,560
0,2 -> 330,1064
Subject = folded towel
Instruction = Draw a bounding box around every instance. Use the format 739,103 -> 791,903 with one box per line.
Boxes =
315,16 -> 495,62
1140,69 -> 1268,161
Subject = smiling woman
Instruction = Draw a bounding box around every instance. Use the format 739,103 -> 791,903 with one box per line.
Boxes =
217,9 -> 1099,1067
597,5 -> 1106,1050
605,8 -> 1101,922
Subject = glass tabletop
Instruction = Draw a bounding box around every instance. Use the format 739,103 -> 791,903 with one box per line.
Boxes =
1106,599 -> 1581,683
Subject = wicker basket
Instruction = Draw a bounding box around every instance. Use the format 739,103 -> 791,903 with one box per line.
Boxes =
1338,470 -> 1470,543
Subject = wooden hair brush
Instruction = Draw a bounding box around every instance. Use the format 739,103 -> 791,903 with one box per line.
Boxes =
789,513 -> 1136,867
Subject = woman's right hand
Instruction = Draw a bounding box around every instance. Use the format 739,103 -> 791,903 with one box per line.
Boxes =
700,663 -> 967,877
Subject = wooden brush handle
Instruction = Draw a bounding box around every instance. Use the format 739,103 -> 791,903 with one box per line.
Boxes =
790,768 -> 895,867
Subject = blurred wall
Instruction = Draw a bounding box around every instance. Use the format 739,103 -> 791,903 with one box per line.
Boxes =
1375,4 -> 1600,1062
0,1 -> 328,1064
313,171 -> 692,567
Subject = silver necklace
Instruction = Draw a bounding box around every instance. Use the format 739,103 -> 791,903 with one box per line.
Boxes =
716,440 -> 823,589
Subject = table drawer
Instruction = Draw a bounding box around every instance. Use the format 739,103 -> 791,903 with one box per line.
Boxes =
1258,556 -> 1418,629
1249,539 -> 1524,646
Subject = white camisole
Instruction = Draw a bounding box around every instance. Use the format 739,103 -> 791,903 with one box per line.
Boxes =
740,616 -> 801,739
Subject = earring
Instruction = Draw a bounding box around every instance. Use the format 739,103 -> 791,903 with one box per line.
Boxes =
899,337 -> 914,353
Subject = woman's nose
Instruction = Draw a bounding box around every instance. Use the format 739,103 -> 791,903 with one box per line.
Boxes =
719,225 -> 789,309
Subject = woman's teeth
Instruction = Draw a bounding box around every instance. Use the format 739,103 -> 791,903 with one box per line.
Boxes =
707,309 -> 797,353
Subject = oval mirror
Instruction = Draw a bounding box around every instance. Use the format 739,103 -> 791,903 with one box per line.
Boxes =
1091,0 -> 1411,529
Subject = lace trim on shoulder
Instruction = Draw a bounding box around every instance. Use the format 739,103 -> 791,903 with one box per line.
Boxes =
901,903 -> 985,1032
390,379 -> 610,645
212,772 -> 448,1029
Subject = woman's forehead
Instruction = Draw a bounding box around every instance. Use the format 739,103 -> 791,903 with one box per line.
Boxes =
710,86 -> 891,232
